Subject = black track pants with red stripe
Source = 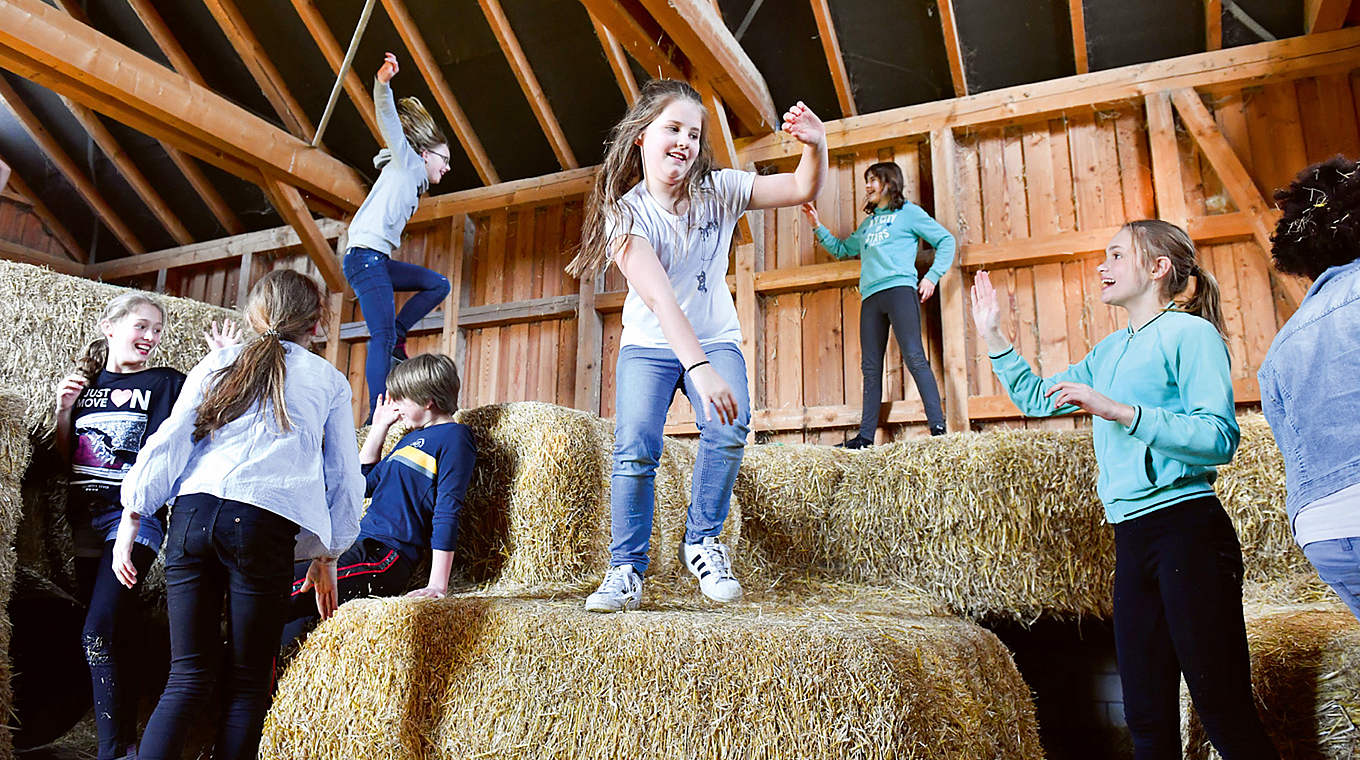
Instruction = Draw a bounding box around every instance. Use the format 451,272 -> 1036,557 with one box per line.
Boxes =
279,537 -> 414,653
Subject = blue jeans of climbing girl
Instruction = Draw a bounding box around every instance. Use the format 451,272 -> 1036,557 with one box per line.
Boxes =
343,247 -> 450,418
609,343 -> 751,572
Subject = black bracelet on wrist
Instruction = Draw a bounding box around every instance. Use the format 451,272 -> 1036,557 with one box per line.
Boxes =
685,360 -> 711,374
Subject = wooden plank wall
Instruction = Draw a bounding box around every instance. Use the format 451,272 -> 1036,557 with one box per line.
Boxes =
108,68 -> 1360,433
0,196 -> 67,258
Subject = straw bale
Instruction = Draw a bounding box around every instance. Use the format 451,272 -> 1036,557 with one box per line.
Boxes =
0,394 -> 33,760
0,260 -> 246,433
261,593 -> 1041,760
1182,603 -> 1360,760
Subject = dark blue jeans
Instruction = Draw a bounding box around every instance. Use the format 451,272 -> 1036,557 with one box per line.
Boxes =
137,494 -> 298,760
77,541 -> 158,760
343,247 -> 450,418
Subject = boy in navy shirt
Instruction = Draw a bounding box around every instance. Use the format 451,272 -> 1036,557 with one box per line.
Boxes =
281,353 -> 475,650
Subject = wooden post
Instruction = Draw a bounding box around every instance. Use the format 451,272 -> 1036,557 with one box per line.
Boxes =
930,127 -> 970,432
1145,91 -> 1188,229
735,240 -> 758,407
441,214 -> 473,370
324,291 -> 345,367
154,268 -> 168,294
234,251 -> 253,309
575,272 -> 603,414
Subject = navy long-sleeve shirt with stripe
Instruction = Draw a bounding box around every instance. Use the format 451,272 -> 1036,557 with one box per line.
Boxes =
358,421 -> 476,565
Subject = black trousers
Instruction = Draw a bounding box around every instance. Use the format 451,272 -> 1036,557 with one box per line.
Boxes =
1112,495 -> 1278,760
279,537 -> 415,654
858,286 -> 945,438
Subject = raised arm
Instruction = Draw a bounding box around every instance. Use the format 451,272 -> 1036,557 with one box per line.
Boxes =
615,235 -> 738,426
804,202 -> 864,260
748,103 -> 828,210
372,53 -> 410,154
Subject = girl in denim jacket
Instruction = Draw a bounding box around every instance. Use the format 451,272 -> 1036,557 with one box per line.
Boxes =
972,221 -> 1277,760
1260,155 -> 1360,621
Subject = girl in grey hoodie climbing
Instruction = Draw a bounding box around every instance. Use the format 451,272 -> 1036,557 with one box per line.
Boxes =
343,52 -> 452,422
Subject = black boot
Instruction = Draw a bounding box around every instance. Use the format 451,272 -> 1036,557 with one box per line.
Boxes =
392,339 -> 409,362
837,434 -> 874,449
929,424 -> 947,437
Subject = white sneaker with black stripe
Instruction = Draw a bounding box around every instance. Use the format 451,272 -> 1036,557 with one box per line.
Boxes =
680,537 -> 743,603
584,564 -> 643,612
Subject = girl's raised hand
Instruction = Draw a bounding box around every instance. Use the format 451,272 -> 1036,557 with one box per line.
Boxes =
203,320 -> 243,351
377,52 -> 399,83
111,511 -> 141,589
689,364 -> 740,426
781,102 -> 825,147
800,202 -> 821,227
55,373 -> 87,413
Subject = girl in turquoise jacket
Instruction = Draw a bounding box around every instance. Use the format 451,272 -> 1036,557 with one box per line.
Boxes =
804,162 -> 955,445
971,220 -> 1277,760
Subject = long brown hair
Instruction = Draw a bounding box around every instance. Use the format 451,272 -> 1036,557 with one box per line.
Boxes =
397,96 -> 447,154
863,162 -> 906,215
76,292 -> 166,383
192,270 -> 325,441
1124,220 -> 1225,335
566,79 -> 716,278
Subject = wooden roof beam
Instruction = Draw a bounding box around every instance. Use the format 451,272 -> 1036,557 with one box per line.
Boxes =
578,0 -> 687,82
476,0 -> 579,169
287,0 -> 384,145
1205,0 -> 1223,50
588,10 -> 640,105
379,0 -> 499,185
1305,0 -> 1352,33
0,151 -> 85,262
1168,87 -> 1308,311
202,0 -> 316,141
261,178 -> 344,291
0,75 -> 145,254
938,0 -> 968,96
633,0 -> 777,133
810,0 -> 856,116
1069,0 -> 1089,74
123,0 -> 245,235
87,217 -> 345,280
0,0 -> 366,210
60,97 -> 194,245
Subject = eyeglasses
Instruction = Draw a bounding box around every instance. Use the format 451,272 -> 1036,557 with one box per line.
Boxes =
428,149 -> 450,166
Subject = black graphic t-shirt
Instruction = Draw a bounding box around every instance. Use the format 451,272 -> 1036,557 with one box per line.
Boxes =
69,367 -> 186,518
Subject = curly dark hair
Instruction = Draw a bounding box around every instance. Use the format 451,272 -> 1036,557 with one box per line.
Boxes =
1270,155 -> 1360,280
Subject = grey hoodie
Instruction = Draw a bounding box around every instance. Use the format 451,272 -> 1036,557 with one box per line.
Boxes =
345,79 -> 430,256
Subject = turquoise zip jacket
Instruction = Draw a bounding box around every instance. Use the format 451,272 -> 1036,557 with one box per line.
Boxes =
813,203 -> 956,300
989,310 -> 1239,524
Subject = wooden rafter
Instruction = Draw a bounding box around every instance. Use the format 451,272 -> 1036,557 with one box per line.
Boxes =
1069,0 -> 1089,74
810,0 -> 856,116
261,178 -> 344,290
476,0 -> 579,169
1305,0 -> 1352,32
633,0 -> 777,133
201,0 -> 316,141
0,75 -> 145,254
937,0 -> 967,96
410,165 -> 596,224
379,0 -> 500,185
87,218 -> 346,280
121,0 -> 245,235
60,98 -> 193,245
0,0 -> 366,210
0,154 -> 84,262
736,26 -> 1360,163
1205,0 -> 1223,50
1168,87 -> 1308,310
287,0 -> 384,144
578,0 -> 687,82
588,10 -> 640,105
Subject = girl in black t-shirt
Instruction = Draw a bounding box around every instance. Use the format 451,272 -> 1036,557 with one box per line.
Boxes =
53,293 -> 237,760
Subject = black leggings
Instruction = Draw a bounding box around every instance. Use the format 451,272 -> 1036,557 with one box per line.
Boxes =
1112,495 -> 1277,760
859,286 -> 945,438
77,541 -> 159,760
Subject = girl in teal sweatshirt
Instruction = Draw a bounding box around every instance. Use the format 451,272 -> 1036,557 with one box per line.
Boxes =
804,162 -> 955,445
971,220 -> 1276,760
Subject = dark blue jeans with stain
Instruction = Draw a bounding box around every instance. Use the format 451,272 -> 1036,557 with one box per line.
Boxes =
136,493 -> 298,760
343,247 -> 450,418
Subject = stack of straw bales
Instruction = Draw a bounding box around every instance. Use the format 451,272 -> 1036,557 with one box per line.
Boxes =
0,394 -> 30,760
1182,604 -> 1360,759
262,595 -> 1042,760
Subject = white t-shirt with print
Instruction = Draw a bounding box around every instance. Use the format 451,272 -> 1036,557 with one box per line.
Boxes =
607,168 -> 755,349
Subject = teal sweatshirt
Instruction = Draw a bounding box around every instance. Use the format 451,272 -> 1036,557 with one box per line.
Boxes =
813,203 -> 956,300
989,310 -> 1239,524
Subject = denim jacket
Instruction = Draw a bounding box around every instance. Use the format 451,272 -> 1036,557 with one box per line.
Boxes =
1258,258 -> 1360,524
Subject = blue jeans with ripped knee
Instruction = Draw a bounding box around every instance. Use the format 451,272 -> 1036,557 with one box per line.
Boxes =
609,343 -> 750,573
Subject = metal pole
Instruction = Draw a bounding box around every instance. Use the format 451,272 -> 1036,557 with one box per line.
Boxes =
311,0 -> 379,148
